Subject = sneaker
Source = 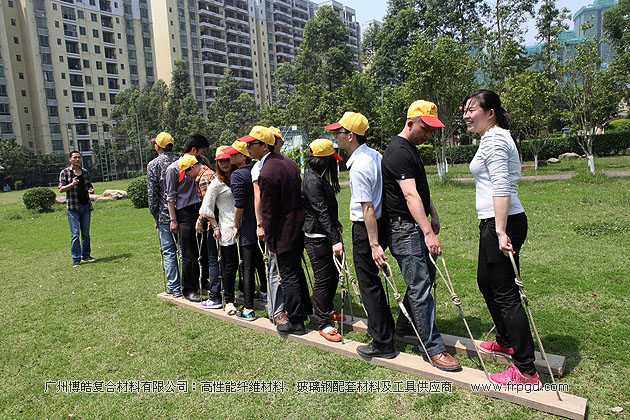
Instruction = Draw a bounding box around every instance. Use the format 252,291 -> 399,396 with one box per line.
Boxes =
479,340 -> 515,357
236,308 -> 256,321
225,302 -> 237,315
82,256 -> 96,262
489,364 -> 541,387
260,292 -> 268,303
72,261 -> 81,268
356,342 -> 396,359
167,290 -> 183,298
201,299 -> 222,309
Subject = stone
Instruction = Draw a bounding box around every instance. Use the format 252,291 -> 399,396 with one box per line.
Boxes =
547,158 -> 560,164
558,152 -> 581,160
95,196 -> 114,201
101,189 -> 127,199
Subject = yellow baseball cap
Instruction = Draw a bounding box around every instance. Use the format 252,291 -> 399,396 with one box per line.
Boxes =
223,140 -> 250,157
407,100 -> 445,128
178,155 -> 198,182
215,145 -> 231,161
269,126 -> 282,139
237,125 -> 275,145
309,139 -> 342,161
155,132 -> 174,148
324,112 -> 369,136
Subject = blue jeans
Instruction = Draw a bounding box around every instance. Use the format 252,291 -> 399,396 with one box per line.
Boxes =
67,204 -> 91,262
206,231 -> 221,301
158,224 -> 181,293
389,219 -> 445,357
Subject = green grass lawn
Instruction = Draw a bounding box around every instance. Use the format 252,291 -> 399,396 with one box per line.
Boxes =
1,174 -> 629,419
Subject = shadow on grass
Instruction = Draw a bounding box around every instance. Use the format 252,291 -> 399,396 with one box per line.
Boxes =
94,253 -> 132,263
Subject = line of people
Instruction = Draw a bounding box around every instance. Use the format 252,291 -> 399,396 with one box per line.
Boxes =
146,91 -> 542,387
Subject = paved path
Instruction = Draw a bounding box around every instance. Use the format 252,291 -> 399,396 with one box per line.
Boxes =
453,169 -> 630,183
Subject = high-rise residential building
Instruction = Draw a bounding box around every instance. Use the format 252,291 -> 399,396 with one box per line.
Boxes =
0,0 -> 155,173
152,0 -> 360,109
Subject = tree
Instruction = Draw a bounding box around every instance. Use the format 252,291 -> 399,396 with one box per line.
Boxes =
603,0 -> 630,108
360,21 -> 381,69
535,0 -> 571,80
503,69 -> 556,169
561,34 -> 621,173
403,35 -> 478,178
423,0 -> 483,44
0,140 -> 34,188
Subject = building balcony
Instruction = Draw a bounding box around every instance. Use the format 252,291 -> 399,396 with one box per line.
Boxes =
202,59 -> 228,67
200,20 -> 225,32
198,8 -> 224,19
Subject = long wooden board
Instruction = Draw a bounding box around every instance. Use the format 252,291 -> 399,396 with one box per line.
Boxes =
158,293 -> 586,420
239,298 -> 566,376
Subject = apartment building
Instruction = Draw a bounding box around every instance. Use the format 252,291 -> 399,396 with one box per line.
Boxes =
153,0 -> 360,109
0,0 -> 155,171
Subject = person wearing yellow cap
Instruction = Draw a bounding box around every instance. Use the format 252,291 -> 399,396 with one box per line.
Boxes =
147,132 -> 181,295
244,125 -> 288,325
463,90 -> 540,387
223,140 -> 266,320
199,146 -> 241,314
164,134 -> 210,302
381,100 -> 461,372
243,125 -> 312,334
302,139 -> 344,342
324,111 -> 396,358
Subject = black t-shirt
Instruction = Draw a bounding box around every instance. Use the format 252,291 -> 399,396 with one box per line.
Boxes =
77,172 -> 90,205
382,135 -> 431,219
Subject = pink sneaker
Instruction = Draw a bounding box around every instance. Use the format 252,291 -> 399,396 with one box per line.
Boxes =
489,364 -> 541,387
479,340 -> 515,357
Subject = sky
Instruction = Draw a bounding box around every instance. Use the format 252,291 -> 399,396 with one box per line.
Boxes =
339,0 -> 597,46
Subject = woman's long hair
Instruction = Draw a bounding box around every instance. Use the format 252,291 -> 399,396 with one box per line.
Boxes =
215,161 -> 237,187
462,89 -> 512,130
307,155 -> 340,194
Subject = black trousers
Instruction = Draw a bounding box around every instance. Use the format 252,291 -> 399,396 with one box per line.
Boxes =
478,212 -> 536,375
220,244 -> 239,304
240,244 -> 262,310
352,219 -> 395,350
277,246 -> 313,324
176,204 -> 208,294
304,236 -> 339,330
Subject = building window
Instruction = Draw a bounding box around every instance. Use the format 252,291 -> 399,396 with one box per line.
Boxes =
98,77 -> 104,85
96,61 -> 103,70
24,107 -> 29,114
92,29 -> 99,38
87,92 -> 94,100
94,45 -> 101,54
13,37 -> 19,44
21,90 -> 27,96
77,10 -> 84,19
85,76 -> 92,84
16,55 -> 21,62
91,13 -> 97,22
59,56 -> 64,62
82,43 -> 88,52
83,59 -> 90,68
89,108 -> 96,117
57,38 -> 62,45
80,26 -> 86,36
8,1 -> 14,7
19,72 -> 24,79
99,92 -> 106,101
11,19 -> 16,26
101,109 -> 108,117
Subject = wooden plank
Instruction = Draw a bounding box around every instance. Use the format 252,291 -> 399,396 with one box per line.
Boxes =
158,293 -> 586,420
240,298 -> 566,376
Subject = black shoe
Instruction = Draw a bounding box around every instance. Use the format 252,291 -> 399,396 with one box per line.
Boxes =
356,342 -> 396,359
184,292 -> 201,302
276,322 -> 306,336
166,289 -> 183,298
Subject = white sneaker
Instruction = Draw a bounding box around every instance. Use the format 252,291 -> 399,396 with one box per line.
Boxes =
225,302 -> 237,315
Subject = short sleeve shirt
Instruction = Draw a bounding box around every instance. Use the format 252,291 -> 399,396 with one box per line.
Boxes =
346,144 -> 383,222
382,136 -> 431,219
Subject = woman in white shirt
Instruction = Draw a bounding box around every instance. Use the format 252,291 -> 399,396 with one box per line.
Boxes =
463,90 -> 540,387
199,146 -> 239,316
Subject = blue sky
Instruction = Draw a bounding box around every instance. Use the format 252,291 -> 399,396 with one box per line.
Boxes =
340,0 -> 596,45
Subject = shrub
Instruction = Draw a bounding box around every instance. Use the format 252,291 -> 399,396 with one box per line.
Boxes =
127,176 -> 148,208
23,187 -> 57,212
448,144 -> 479,164
608,119 -> 630,132
14,180 -> 24,190
418,144 -> 435,165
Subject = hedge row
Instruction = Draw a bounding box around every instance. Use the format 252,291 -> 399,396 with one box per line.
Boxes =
419,130 -> 630,165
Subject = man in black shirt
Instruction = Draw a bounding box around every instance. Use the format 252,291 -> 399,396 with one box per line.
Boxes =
381,100 -> 461,372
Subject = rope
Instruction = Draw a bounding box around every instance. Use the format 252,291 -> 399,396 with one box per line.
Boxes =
509,252 -> 562,400
257,240 -> 274,322
333,252 -> 348,344
428,254 -> 491,382
157,228 -> 166,293
171,232 -> 183,295
217,238 -> 225,308
381,262 -> 435,367
302,253 -> 314,292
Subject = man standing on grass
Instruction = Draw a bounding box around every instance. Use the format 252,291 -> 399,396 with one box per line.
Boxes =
243,126 -> 311,334
147,132 -> 181,297
324,112 -> 396,358
381,100 -> 461,372
165,134 -> 210,302
58,150 -> 96,268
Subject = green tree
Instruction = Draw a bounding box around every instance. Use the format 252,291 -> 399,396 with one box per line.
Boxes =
360,21 -> 381,69
535,0 -> 571,80
561,34 -> 621,173
0,140 -> 34,188
603,0 -> 630,108
403,35 -> 478,178
424,0 -> 483,44
503,69 -> 556,169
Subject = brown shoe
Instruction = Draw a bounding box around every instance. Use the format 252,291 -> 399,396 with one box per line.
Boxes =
273,311 -> 289,325
429,352 -> 462,372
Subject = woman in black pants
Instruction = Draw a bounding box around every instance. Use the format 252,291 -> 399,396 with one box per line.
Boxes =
302,139 -> 345,342
463,89 -> 540,386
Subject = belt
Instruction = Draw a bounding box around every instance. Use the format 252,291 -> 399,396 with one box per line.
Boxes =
389,215 -> 414,224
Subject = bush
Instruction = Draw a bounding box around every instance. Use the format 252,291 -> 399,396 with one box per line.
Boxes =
14,180 -> 24,190
23,187 -> 57,212
418,144 -> 435,165
608,119 -> 630,132
448,144 -> 479,164
127,176 -> 148,208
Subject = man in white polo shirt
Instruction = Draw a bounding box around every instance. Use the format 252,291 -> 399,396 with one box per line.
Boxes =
324,112 -> 396,359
